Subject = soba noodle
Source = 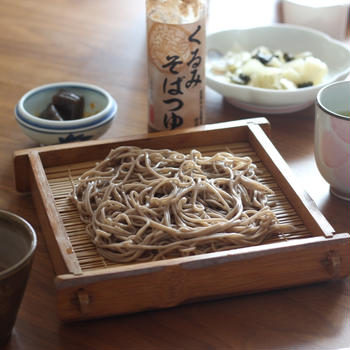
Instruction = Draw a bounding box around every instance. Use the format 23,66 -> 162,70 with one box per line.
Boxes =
71,146 -> 294,263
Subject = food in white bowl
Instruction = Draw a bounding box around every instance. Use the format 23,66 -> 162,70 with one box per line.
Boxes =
206,24 -> 350,113
39,89 -> 85,121
210,46 -> 328,90
15,82 -> 117,146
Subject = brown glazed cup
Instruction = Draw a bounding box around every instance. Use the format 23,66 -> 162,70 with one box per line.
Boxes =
0,210 -> 37,345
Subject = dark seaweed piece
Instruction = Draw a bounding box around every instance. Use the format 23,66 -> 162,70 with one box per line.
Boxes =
39,103 -> 63,121
297,82 -> 313,88
283,52 -> 295,62
52,89 -> 84,120
238,73 -> 250,84
230,73 -> 251,85
252,51 -> 273,65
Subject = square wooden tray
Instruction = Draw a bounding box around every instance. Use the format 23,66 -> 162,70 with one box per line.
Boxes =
13,117 -> 350,321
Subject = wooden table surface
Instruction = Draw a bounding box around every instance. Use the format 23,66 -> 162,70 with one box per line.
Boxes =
1,0 -> 349,349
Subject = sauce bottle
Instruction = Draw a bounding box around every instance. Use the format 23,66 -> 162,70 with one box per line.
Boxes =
146,0 -> 207,132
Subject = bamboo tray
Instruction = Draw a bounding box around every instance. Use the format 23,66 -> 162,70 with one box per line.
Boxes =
13,117 -> 350,321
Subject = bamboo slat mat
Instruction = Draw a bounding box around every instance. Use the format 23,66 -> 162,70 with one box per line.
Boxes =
45,142 -> 312,272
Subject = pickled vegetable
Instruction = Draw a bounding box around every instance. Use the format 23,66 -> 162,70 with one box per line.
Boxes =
38,89 -> 85,121
210,46 -> 328,90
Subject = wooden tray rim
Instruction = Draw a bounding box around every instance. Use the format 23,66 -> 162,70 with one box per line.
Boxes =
13,117 -> 350,321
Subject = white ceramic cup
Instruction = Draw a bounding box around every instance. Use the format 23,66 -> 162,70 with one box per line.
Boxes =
314,80 -> 350,200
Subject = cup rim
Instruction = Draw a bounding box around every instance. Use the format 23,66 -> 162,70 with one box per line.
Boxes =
0,210 -> 37,279
316,80 -> 350,121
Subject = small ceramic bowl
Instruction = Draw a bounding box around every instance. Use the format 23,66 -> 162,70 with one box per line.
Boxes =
15,82 -> 118,145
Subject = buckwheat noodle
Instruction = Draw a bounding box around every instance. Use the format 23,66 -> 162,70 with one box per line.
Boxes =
71,146 -> 294,263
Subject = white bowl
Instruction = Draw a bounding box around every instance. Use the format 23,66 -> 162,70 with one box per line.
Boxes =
206,24 -> 350,114
15,82 -> 118,145
282,0 -> 350,40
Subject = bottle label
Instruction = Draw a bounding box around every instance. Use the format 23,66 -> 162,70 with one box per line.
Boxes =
147,11 -> 205,131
